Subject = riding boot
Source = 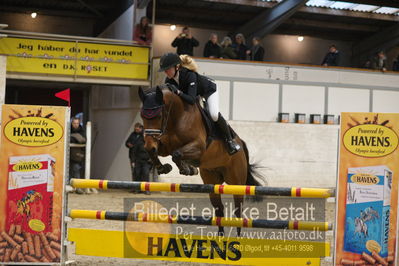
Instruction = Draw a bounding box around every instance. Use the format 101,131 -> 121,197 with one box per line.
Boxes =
216,113 -> 241,155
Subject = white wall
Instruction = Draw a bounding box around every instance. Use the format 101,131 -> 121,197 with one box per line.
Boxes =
282,85 -> 325,122
373,90 -> 399,113
233,82 -> 279,121
328,87 -> 370,116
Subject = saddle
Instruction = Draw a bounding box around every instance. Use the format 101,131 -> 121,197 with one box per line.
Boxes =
195,98 -> 236,147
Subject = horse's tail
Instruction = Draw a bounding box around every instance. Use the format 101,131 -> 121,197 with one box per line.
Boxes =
242,139 -> 266,201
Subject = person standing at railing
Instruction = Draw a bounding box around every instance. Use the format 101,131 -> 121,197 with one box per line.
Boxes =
70,117 -> 86,194
220,37 -> 236,59
203,33 -> 221,58
321,45 -> 340,66
133,16 -> 152,45
247,36 -> 264,62
171,27 -> 199,56
232,33 -> 248,60
371,50 -> 387,72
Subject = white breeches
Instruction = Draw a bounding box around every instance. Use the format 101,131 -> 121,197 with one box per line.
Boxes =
207,90 -> 219,122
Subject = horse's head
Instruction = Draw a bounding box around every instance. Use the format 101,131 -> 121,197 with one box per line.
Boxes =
138,85 -> 166,153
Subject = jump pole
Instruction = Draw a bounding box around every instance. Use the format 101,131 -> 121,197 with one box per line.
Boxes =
69,209 -> 332,231
70,179 -> 335,198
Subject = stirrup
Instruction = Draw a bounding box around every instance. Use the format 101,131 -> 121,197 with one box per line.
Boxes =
227,140 -> 241,155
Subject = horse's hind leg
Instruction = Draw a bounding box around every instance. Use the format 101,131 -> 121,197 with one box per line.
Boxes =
200,168 -> 225,236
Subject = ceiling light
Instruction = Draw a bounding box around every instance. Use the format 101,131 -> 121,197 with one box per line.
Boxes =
170,25 -> 176,31
298,36 -> 304,42
31,12 -> 37,18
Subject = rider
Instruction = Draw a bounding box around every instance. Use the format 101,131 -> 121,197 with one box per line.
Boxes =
159,52 -> 241,155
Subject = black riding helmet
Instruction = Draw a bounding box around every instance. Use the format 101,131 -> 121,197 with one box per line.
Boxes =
159,53 -> 181,72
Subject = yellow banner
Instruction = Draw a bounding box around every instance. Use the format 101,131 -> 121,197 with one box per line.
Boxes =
0,37 -> 149,79
335,112 -> 399,265
69,228 -> 329,265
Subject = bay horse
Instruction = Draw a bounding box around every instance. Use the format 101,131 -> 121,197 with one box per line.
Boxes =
138,85 -> 263,235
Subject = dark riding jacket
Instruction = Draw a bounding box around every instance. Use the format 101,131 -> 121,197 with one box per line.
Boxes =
165,67 -> 216,104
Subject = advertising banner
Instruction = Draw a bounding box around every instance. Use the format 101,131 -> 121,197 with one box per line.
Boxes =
0,104 -> 69,264
0,37 -> 149,80
335,112 -> 399,265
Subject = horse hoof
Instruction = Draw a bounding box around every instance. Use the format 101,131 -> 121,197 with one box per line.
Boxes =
163,164 -> 172,173
190,167 -> 199,175
158,164 -> 172,174
179,169 -> 190,176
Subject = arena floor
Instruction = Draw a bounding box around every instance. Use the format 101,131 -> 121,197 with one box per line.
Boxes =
67,190 -> 336,266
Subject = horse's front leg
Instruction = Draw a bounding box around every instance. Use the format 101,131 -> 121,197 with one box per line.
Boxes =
172,141 -> 203,176
148,150 -> 172,174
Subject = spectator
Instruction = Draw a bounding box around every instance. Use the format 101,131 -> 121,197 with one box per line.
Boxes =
70,117 -> 86,194
131,125 -> 152,194
203,33 -> 221,58
133,16 -> 152,45
220,36 -> 236,59
232,33 -> 248,60
125,123 -> 144,182
322,45 -> 340,66
248,36 -> 264,61
371,51 -> 387,72
171,27 -> 199,56
392,55 -> 399,71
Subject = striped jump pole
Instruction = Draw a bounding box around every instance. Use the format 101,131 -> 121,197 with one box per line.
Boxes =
69,209 -> 332,231
70,179 -> 335,198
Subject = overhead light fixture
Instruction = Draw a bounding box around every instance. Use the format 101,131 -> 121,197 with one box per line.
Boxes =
0,24 -> 8,29
297,36 -> 304,42
31,12 -> 37,18
170,25 -> 176,31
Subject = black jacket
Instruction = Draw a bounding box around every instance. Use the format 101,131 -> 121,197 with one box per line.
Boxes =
322,51 -> 340,66
232,43 -> 248,60
125,131 -> 142,161
203,41 -> 221,58
171,37 -> 199,56
165,67 -> 216,104
250,45 -> 264,61
393,59 -> 399,71
70,125 -> 86,163
132,134 -> 150,163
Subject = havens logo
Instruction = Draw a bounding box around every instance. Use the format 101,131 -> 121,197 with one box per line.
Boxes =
4,117 -> 63,147
351,173 -> 379,185
343,124 -> 398,157
13,161 -> 43,172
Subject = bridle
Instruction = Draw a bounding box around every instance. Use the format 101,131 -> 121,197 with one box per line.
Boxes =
143,101 -> 173,141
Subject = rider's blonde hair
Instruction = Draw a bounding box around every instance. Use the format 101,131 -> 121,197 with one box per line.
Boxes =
179,54 -> 198,72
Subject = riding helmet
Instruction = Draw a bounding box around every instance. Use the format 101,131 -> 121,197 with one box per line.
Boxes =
159,53 -> 181,72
